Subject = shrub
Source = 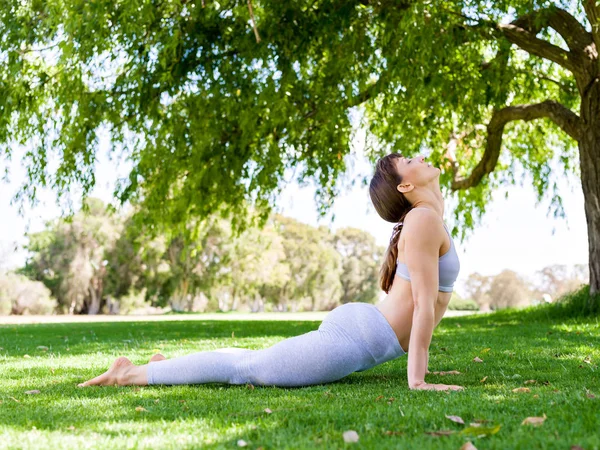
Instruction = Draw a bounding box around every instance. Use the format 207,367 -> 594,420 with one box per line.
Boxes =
0,273 -> 57,315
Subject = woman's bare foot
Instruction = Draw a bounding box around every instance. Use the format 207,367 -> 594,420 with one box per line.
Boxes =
77,356 -> 148,387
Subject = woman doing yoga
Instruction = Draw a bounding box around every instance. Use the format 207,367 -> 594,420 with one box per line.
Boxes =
78,152 -> 464,391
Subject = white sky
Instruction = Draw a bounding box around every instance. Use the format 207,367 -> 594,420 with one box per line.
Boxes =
0,124 -> 589,300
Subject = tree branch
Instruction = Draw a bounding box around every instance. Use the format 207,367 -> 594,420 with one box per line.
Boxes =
496,22 -> 579,73
450,100 -> 582,190
583,0 -> 600,56
512,6 -> 593,53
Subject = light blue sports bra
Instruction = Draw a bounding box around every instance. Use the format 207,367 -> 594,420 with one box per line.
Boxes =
395,221 -> 460,293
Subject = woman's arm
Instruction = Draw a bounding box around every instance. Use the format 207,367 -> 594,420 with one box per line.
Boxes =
402,209 -> 441,389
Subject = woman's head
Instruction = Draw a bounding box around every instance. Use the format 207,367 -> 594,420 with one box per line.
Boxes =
369,152 -> 439,293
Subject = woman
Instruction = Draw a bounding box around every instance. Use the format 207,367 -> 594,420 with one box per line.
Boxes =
78,153 -> 464,391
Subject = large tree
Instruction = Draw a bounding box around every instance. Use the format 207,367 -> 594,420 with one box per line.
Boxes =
1,0 -> 599,309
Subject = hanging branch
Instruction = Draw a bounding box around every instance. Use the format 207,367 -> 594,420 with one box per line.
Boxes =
247,0 -> 261,43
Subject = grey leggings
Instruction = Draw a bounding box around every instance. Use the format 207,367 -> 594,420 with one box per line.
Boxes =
146,302 -> 406,387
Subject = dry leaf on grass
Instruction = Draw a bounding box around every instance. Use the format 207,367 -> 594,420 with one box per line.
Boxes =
585,390 -> 596,399
512,387 -> 531,393
264,408 -> 272,414
524,379 -> 537,384
25,390 -> 40,395
135,406 -> 148,412
384,430 -> 404,436
66,426 -> 75,431
473,357 -> 483,363
425,430 -> 455,437
460,442 -> 478,450
246,384 -> 254,390
432,370 -> 462,375
375,395 -> 384,401
343,430 -> 359,443
9,397 -> 20,403
445,414 -> 465,424
480,376 -> 488,383
521,413 -> 547,426
481,348 -> 491,353
37,346 -> 48,351
237,439 -> 247,447
23,355 -> 31,358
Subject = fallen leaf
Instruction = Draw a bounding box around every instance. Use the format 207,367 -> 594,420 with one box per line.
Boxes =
585,390 -> 596,399
23,355 -> 31,359
66,426 -> 75,431
480,376 -> 488,383
445,414 -> 465,424
50,368 -> 55,374
456,323 -> 461,327
521,413 -> 547,426
25,390 -> 40,395
246,384 -> 255,390
264,408 -> 272,414
154,399 -> 160,403
512,387 -> 530,393
375,395 -> 384,401
135,406 -> 147,412
473,357 -> 483,363
460,442 -> 478,450
473,418 -> 492,424
237,439 -> 247,447
179,400 -> 186,403
481,348 -> 491,353
583,356 -> 592,364
387,397 -> 395,404
9,397 -> 20,403
425,430 -> 455,436
384,430 -> 404,436
533,394 -> 539,398
343,430 -> 359,443
469,423 -> 481,427
460,424 -> 501,437
439,370 -> 461,375
571,446 -> 585,450
524,380 -> 536,384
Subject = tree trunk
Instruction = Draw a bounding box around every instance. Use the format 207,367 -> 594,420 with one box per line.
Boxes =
578,77 -> 600,308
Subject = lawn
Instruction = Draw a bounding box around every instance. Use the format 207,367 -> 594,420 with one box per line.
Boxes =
0,304 -> 598,450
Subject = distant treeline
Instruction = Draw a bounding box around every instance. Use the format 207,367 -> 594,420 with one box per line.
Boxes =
0,198 -> 589,315
2,198 -> 384,314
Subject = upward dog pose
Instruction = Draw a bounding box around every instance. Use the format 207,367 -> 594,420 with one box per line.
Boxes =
78,153 -> 464,391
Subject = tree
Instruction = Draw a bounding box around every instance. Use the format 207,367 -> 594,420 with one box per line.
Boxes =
488,269 -> 533,310
20,198 -> 121,314
2,0 -> 600,309
463,272 -> 494,312
333,227 -> 383,304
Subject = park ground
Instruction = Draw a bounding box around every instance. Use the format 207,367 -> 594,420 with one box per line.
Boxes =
0,299 -> 598,450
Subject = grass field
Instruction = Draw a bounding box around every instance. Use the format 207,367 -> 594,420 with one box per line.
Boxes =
0,297 -> 598,449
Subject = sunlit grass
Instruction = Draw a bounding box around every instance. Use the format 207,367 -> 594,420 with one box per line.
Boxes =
1,296 -> 599,449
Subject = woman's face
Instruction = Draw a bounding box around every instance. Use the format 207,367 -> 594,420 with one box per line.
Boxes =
394,154 -> 439,193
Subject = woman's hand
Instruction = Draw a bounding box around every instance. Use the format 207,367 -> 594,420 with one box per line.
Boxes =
409,381 -> 465,391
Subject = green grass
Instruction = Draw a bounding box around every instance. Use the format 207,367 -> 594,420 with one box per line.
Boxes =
1,295 -> 599,449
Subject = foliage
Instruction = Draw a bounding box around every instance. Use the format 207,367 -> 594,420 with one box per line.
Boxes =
0,272 -> 56,314
0,0 -> 592,242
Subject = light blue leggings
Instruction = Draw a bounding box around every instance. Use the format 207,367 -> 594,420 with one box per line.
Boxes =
146,302 -> 406,387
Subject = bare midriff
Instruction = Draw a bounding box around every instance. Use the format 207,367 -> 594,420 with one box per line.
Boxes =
376,276 -> 452,353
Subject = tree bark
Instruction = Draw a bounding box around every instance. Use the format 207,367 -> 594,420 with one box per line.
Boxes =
578,76 -> 600,305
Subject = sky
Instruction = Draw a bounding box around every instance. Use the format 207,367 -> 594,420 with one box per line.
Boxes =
0,125 -> 589,300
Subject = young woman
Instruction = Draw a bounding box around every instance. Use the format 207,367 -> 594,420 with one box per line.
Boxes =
78,152 -> 464,392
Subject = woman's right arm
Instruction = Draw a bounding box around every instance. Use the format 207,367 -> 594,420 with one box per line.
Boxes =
402,210 -> 464,392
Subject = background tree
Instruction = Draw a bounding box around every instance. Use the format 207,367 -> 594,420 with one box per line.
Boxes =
20,198 -> 121,314
3,0 -> 599,310
487,269 -> 533,310
333,227 -> 383,305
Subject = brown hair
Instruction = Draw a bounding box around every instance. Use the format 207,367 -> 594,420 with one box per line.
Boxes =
369,152 -> 413,294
